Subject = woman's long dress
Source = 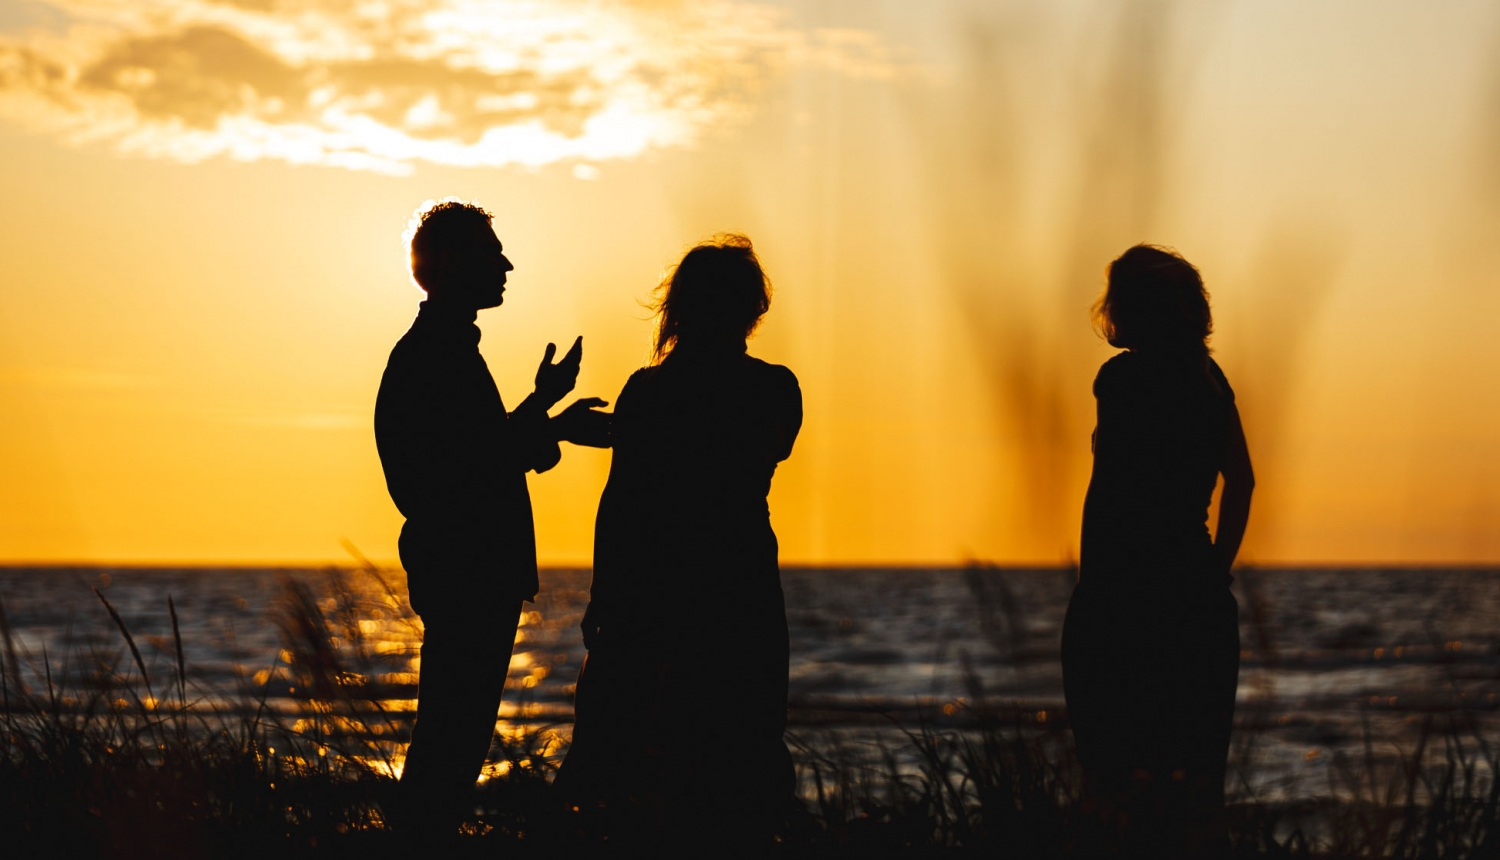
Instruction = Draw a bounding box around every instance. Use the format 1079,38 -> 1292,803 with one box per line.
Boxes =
1062,350 -> 1241,853
556,350 -> 802,841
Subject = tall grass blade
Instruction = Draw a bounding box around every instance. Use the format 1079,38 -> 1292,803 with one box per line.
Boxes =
93,585 -> 152,699
0,590 -> 22,692
168,594 -> 186,707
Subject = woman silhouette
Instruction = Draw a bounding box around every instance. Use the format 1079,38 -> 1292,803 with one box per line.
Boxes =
1062,245 -> 1253,857
556,235 -> 802,849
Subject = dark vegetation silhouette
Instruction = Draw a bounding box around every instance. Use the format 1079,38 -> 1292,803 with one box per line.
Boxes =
4,564 -> 1500,858
373,198 -> 608,837
1062,245 -> 1255,857
555,235 -> 804,853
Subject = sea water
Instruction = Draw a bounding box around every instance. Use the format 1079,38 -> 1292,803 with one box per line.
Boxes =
2,566 -> 1496,800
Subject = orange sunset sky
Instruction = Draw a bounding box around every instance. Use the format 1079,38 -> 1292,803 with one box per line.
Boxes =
0,0 -> 1497,566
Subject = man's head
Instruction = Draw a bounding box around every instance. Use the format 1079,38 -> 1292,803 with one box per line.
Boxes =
404,199 -> 513,309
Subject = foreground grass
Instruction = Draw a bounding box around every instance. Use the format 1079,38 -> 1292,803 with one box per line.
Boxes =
2,570 -> 1499,858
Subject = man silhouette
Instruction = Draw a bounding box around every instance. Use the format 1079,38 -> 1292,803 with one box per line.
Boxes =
374,199 -> 608,834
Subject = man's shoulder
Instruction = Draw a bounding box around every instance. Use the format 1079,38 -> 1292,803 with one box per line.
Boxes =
378,323 -> 445,404
385,319 -> 464,370
391,314 -> 440,352
379,330 -> 421,380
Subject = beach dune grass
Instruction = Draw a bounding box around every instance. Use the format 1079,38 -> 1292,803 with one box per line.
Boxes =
1,569 -> 1499,857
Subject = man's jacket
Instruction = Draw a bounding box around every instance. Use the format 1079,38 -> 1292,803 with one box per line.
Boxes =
374,301 -> 559,616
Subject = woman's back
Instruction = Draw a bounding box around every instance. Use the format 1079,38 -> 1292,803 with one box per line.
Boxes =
610,352 -> 799,518
591,350 -> 802,635
1080,350 -> 1235,593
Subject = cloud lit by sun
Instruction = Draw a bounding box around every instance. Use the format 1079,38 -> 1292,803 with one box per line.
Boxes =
0,0 -> 905,175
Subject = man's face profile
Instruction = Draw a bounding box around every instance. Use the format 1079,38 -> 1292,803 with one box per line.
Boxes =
421,225 -> 514,310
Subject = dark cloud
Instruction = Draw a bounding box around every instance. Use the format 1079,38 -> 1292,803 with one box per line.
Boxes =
81,26 -> 303,128
72,25 -> 598,142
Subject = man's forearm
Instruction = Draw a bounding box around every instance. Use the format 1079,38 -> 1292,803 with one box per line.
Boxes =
511,389 -> 552,422
508,390 -> 563,473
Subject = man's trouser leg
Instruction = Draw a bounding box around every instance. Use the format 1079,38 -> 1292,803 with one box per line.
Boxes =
399,603 -> 521,834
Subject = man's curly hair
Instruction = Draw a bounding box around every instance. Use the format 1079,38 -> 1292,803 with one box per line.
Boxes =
403,198 -> 495,290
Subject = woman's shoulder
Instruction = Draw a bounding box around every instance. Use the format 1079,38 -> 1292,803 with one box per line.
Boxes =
1206,356 -> 1236,402
1094,351 -> 1233,400
1092,351 -> 1141,397
742,356 -> 802,406
625,365 -> 660,385
742,355 -> 799,387
612,365 -> 662,406
1097,350 -> 1140,375
743,356 -> 803,454
742,355 -> 802,423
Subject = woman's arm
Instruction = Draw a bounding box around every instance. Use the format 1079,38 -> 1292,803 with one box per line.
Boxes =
1214,402 -> 1255,574
772,365 -> 803,463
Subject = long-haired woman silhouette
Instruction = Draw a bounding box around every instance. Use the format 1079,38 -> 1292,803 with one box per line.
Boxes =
555,235 -> 802,852
1062,245 -> 1254,858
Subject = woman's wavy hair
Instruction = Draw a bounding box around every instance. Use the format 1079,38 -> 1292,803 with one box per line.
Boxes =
651,234 -> 772,363
1093,244 -> 1213,356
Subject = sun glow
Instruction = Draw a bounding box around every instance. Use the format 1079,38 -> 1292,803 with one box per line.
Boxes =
0,0 -> 905,174
1,1 -> 1498,565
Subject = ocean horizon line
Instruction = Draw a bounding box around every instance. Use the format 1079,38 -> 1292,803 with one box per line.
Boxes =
1,560 -> 1498,572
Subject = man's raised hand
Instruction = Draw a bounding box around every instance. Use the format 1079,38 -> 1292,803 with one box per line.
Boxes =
554,397 -> 612,448
535,337 -> 609,446
534,335 -> 583,408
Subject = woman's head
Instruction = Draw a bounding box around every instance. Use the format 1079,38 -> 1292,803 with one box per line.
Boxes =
652,234 -> 771,362
1093,244 -> 1212,356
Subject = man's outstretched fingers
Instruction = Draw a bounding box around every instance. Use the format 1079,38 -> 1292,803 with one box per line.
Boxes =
561,336 -> 583,368
541,342 -> 558,366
